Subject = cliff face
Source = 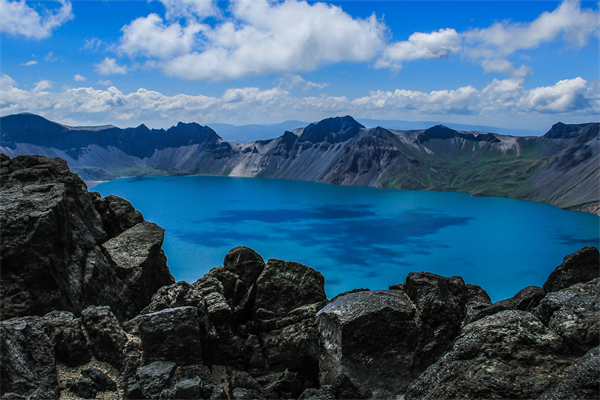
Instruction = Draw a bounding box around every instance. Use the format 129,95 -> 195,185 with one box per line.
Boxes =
0,155 -> 598,400
1,114 -> 598,213
0,154 -> 174,321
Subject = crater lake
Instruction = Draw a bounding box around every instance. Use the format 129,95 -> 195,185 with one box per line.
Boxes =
92,175 -> 600,302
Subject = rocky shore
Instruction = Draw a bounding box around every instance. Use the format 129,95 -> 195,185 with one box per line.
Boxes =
1,154 -> 598,400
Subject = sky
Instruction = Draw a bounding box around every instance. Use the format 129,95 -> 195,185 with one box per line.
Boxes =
1,0 -> 599,133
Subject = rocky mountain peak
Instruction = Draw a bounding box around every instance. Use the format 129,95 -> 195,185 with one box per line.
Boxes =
417,125 -> 459,143
299,115 -> 365,144
543,121 -> 600,139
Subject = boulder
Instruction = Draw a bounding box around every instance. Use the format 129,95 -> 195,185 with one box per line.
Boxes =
543,246 -> 599,293
533,278 -> 599,354
132,306 -> 203,365
81,367 -> 118,392
66,378 -> 96,399
0,155 -> 106,319
204,246 -> 266,323
316,290 -> 419,398
174,377 -> 203,399
42,310 -> 90,367
464,285 -> 545,325
0,316 -> 59,399
81,306 -> 128,368
403,272 -> 470,369
254,259 -> 327,317
90,192 -> 144,238
140,281 -> 206,315
538,346 -> 600,400
405,310 -> 573,399
133,361 -> 177,399
259,318 -> 320,385
102,221 -> 175,316
0,155 -> 174,322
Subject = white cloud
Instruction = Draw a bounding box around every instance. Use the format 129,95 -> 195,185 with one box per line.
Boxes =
465,1 -> 599,56
32,80 -> 53,93
117,0 -> 386,81
2,74 -> 597,128
376,0 -> 599,77
22,60 -> 38,66
275,74 -> 328,92
44,51 -> 58,62
0,0 -> 73,39
119,14 -> 203,59
154,0 -> 218,21
74,74 -> 86,82
84,38 -> 102,51
96,58 -> 127,75
517,77 -> 594,113
97,80 -> 113,86
375,28 -> 461,70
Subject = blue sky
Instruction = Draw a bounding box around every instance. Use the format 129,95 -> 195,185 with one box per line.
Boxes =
1,0 -> 598,132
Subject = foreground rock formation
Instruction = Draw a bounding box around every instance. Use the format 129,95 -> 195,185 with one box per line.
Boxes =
1,154 -> 598,399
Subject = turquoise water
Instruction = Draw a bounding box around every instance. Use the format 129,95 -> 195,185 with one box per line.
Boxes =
93,175 -> 599,302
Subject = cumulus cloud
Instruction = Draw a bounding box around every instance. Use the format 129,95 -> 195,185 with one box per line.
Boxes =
275,74 -> 328,92
97,80 -> 113,86
117,0 -> 385,81
22,60 -> 38,66
96,58 -> 127,75
74,74 -> 86,82
465,1 -> 599,56
154,0 -> 219,21
0,0 -> 73,39
376,0 -> 599,77
119,14 -> 203,59
32,80 -> 53,93
376,28 -> 461,70
2,74 -> 597,128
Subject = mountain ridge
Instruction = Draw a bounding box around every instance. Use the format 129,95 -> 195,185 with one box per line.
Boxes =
1,113 -> 598,214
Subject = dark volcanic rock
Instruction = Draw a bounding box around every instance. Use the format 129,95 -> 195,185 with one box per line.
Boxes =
81,306 -> 128,368
102,221 -> 175,316
405,310 -> 572,400
533,278 -> 599,354
204,246 -> 266,320
66,378 -> 96,399
465,285 -> 545,325
81,367 -> 118,392
538,346 -> 600,400
90,192 -> 144,238
543,246 -> 599,293
42,310 -> 90,367
316,290 -> 419,398
133,306 -> 203,365
0,316 -> 59,399
254,259 -> 327,317
0,155 -> 106,319
0,155 -> 174,321
404,272 -> 470,369
140,281 -> 207,315
134,360 -> 177,399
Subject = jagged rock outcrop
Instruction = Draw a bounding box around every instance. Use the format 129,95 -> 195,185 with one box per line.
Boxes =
1,155 -> 598,399
0,154 -> 174,321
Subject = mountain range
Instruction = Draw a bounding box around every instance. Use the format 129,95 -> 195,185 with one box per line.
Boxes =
1,113 -> 598,214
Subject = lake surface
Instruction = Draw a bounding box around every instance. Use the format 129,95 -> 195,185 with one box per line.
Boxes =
93,175 -> 599,302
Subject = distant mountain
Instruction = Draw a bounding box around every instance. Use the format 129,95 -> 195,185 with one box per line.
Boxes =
357,118 -> 541,137
1,113 -> 598,214
207,120 -> 308,142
